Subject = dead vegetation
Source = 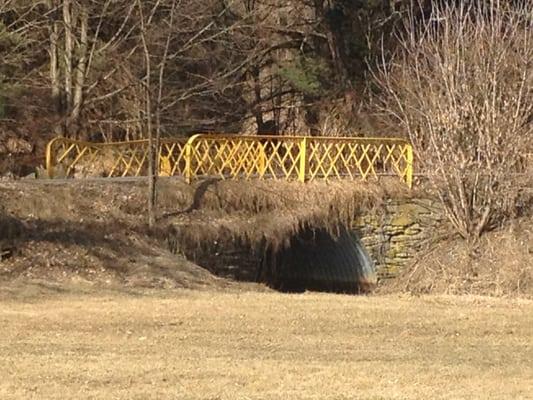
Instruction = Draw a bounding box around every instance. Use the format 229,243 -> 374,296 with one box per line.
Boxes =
374,0 -> 533,239
0,180 -> 246,290
163,177 -> 410,254
0,178 -> 405,289
1,178 -> 531,297
1,291 -> 532,399
379,215 -> 533,297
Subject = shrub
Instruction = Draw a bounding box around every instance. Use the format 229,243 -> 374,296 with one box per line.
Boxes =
373,0 -> 532,240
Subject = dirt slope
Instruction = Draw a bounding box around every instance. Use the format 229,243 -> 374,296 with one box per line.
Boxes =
1,178 -> 390,292
0,176 -> 402,282
0,179 -> 249,292
2,178 -> 530,297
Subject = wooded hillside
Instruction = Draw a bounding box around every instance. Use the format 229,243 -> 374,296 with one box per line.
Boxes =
1,0 -> 531,240
0,1 -> 416,148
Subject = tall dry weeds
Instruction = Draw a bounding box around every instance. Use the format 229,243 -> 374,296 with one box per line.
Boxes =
373,0 -> 532,240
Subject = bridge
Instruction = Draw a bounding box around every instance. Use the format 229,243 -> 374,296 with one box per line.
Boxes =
45,134 -> 414,187
44,134 -> 423,293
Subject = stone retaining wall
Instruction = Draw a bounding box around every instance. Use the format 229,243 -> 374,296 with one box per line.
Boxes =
352,199 -> 444,278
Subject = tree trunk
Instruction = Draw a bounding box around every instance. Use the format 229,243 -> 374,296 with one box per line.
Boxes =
72,4 -> 88,138
146,92 -> 156,228
63,0 -> 73,127
47,0 -> 63,137
48,0 -> 61,115
144,57 -> 156,228
137,0 -> 156,229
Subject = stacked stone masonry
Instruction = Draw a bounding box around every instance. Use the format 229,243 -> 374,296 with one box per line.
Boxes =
352,199 -> 444,278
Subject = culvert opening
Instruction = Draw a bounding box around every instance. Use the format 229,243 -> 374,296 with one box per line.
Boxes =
167,224 -> 376,294
258,225 -> 377,294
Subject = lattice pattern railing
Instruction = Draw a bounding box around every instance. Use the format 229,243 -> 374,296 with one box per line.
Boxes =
184,134 -> 413,187
45,137 -> 188,178
46,134 -> 414,187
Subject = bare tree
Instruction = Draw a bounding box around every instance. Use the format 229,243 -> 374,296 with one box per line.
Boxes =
0,1 -> 41,114
41,1 -> 139,137
131,0 -> 282,226
374,0 -> 533,240
135,0 -> 176,228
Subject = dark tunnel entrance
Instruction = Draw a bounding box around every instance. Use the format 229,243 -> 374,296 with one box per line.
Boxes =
258,226 -> 377,294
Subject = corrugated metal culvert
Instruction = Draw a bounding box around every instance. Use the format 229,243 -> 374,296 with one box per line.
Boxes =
261,226 -> 377,293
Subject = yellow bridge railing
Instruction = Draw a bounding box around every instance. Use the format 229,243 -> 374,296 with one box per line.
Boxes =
45,137 -> 188,178
46,134 -> 414,187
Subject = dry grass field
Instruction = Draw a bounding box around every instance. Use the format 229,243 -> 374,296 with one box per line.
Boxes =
1,289 -> 532,400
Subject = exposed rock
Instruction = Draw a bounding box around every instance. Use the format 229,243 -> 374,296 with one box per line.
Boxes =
352,199 -> 445,278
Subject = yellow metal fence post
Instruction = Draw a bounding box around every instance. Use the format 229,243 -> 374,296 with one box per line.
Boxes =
406,143 -> 414,189
258,141 -> 266,178
298,137 -> 308,183
45,138 -> 59,178
184,134 -> 202,184
184,141 -> 192,184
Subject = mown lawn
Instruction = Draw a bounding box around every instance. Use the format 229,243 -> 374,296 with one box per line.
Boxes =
1,290 -> 532,399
